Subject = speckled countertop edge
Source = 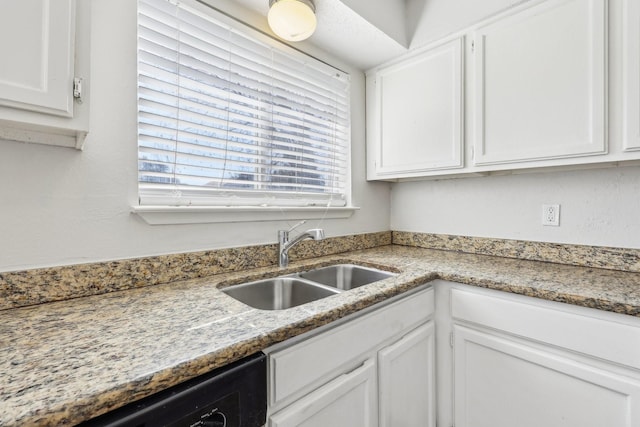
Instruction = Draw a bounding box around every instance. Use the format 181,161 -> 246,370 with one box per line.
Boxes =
2,245 -> 640,426
3,230 -> 639,312
393,231 -> 640,273
0,232 -> 392,310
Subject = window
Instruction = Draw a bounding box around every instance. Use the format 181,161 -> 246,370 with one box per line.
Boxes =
136,0 -> 351,213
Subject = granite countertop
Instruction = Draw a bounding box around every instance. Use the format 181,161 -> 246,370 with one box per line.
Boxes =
2,245 -> 640,426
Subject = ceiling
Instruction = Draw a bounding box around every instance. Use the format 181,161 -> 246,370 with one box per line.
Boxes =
229,0 -> 413,70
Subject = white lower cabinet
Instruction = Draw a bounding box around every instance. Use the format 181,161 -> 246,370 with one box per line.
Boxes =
454,325 -> 640,427
268,281 -> 640,426
269,359 -> 377,427
378,322 -> 435,427
434,279 -> 640,427
266,286 -> 435,427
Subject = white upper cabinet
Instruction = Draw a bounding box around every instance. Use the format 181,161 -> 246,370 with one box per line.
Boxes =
0,0 -> 89,149
472,0 -> 607,165
623,0 -> 640,151
0,0 -> 75,116
367,0 -> 640,181
367,38 -> 464,180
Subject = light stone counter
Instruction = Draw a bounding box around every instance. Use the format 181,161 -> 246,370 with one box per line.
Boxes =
2,245 -> 639,426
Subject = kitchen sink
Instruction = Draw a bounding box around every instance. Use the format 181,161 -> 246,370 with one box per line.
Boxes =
298,264 -> 397,290
221,277 -> 340,310
222,264 -> 397,310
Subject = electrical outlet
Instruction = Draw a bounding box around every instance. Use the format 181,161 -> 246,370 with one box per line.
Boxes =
542,204 -> 560,226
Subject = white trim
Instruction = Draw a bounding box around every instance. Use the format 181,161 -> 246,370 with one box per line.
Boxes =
132,205 -> 358,225
0,119 -> 87,149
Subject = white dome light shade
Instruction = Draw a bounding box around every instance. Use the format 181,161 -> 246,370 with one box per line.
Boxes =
268,0 -> 317,42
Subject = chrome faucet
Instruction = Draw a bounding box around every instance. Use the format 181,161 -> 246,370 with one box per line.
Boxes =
278,225 -> 325,268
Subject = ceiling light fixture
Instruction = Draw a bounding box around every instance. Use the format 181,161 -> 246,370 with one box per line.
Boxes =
268,0 -> 317,42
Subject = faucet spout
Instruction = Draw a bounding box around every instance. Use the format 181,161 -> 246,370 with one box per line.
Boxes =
278,228 -> 325,267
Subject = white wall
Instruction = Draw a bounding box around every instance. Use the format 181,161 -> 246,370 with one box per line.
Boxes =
391,166 -> 640,249
391,0 -> 640,250
0,0 -> 390,272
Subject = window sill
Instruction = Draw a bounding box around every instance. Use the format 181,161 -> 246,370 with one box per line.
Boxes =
132,206 -> 359,225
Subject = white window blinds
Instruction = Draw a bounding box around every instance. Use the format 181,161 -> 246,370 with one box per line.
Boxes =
137,0 -> 351,208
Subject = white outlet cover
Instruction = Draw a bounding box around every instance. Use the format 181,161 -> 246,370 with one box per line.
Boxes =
542,204 -> 560,226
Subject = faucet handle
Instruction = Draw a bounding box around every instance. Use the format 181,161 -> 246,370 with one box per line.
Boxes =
287,220 -> 307,233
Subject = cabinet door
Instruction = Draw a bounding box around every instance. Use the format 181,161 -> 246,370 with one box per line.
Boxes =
623,0 -> 640,151
378,322 -> 436,427
370,37 -> 463,178
268,287 -> 434,410
0,0 -> 76,117
472,0 -> 607,165
453,325 -> 640,427
269,359 -> 377,427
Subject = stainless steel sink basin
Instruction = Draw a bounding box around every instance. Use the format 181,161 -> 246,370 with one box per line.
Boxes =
221,277 -> 340,310
222,264 -> 397,310
298,264 -> 397,291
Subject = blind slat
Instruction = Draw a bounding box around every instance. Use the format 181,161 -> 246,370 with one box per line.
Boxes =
137,0 -> 350,207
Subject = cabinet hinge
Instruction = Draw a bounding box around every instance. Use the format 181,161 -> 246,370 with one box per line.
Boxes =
471,40 -> 475,53
73,77 -> 83,103
449,331 -> 454,348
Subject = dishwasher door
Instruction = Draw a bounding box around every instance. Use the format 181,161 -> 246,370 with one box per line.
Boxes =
80,352 -> 266,427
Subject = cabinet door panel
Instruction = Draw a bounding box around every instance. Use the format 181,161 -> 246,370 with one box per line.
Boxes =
0,0 -> 75,116
454,325 -> 640,427
269,359 -> 377,427
378,322 -> 436,427
473,0 -> 607,165
373,37 -> 463,177
623,0 -> 640,151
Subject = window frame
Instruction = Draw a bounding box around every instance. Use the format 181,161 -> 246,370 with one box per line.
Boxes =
133,0 -> 356,224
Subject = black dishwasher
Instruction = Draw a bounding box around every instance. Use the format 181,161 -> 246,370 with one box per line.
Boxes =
80,352 -> 266,427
